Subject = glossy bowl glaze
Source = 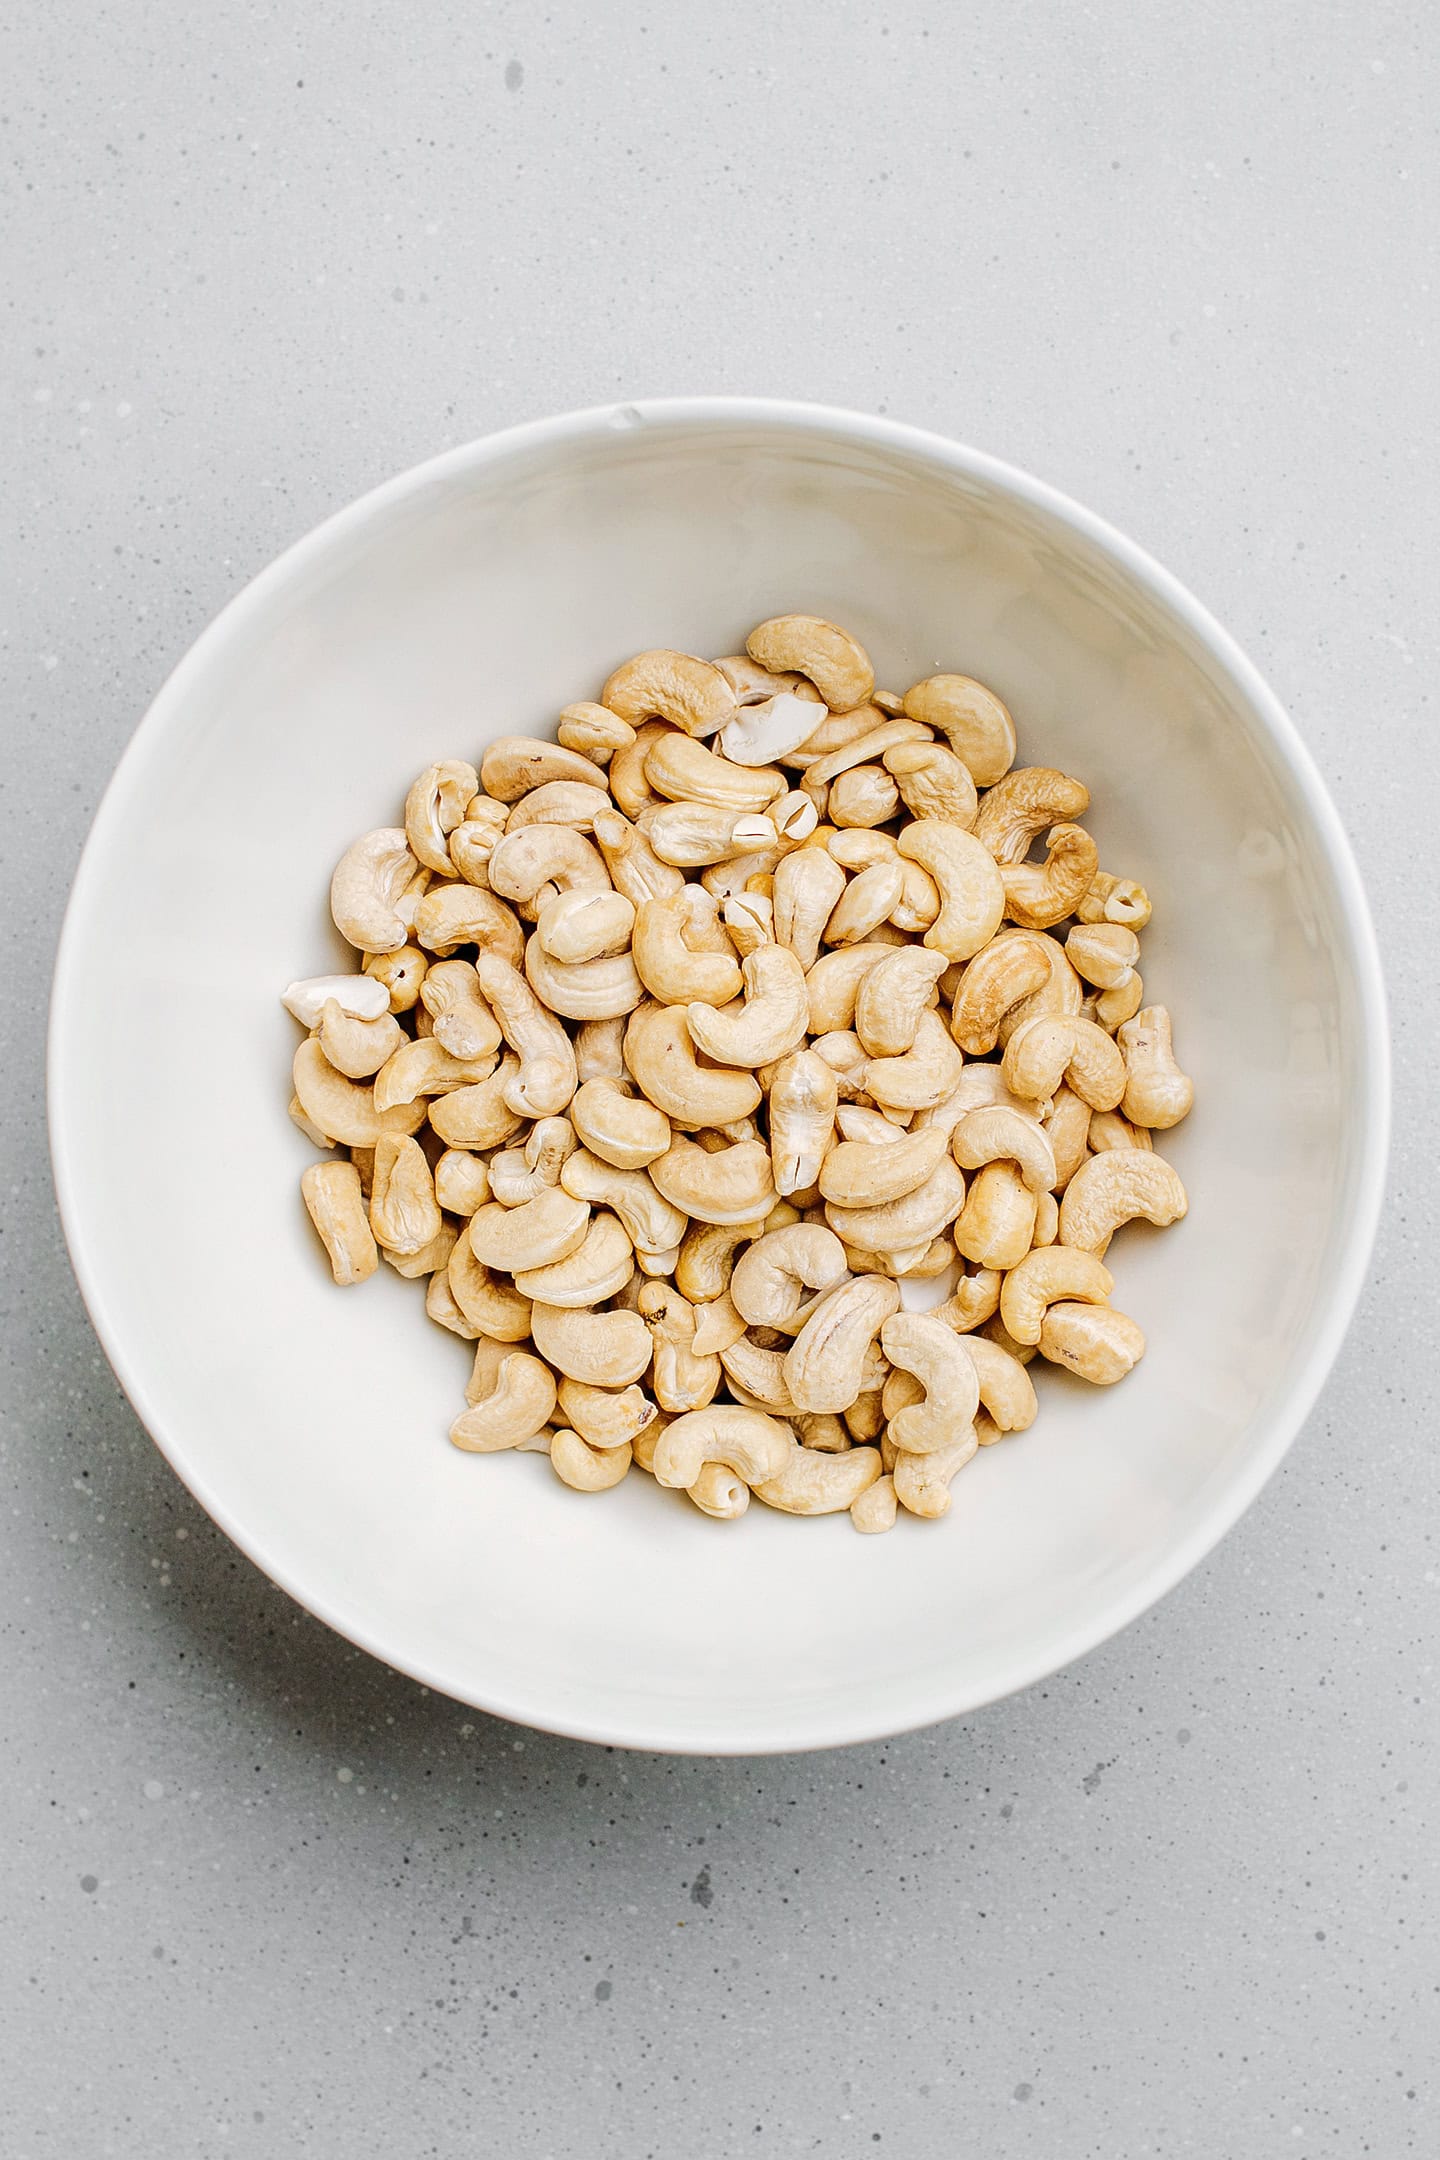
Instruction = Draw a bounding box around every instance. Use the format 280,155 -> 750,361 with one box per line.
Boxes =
49,401 -> 1388,1752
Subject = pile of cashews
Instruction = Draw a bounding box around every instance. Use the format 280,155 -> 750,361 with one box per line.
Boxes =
285,615 -> 1194,1534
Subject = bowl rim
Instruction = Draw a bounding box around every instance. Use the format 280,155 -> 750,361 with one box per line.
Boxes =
47,396 -> 1391,1753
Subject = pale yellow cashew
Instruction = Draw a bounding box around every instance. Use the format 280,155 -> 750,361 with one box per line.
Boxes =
639,1281 -> 721,1414
1087,1108 -> 1154,1155
535,887 -> 636,965
1038,1303 -> 1146,1383
505,780 -> 613,833
486,823 -> 610,920
932,1266 -> 1002,1333
559,1150 -> 689,1258
1065,922 -> 1140,990
882,741 -> 979,829
448,811 -> 507,888
1118,1006 -> 1194,1130
426,1057 -> 525,1149
368,1134 -> 443,1257
828,764 -> 901,828
995,931 -> 1085,1048
950,1105 -> 1058,1195
1057,1150 -> 1188,1255
372,1036 -> 498,1112
479,735 -> 608,802
880,1313 -> 981,1453
523,938 -> 644,1023
529,1301 -> 652,1387
550,1428 -> 633,1491
569,1077 -> 672,1170
685,944 -> 808,1069
1044,1086 -> 1093,1189
1033,1189 -> 1059,1245
1000,1246 -> 1115,1345
447,1239 -> 533,1339
784,700 -> 890,768
804,943 -> 893,1033
801,719 -> 933,791
953,1161 -> 1038,1269
897,820 -> 1005,961
292,1039 -> 427,1148
712,651 -> 823,705
1077,870 -> 1152,929
730,1223 -> 849,1329
973,766 -> 1091,863
783,1274 -> 901,1414
686,1462 -> 751,1518
650,1137 -> 777,1227
363,942 -> 428,1014
674,1217 -> 766,1304
819,1122 -> 949,1208
949,932 -> 1053,1054
826,1156 -> 967,1254
574,1015 -> 627,1083
689,1290 -> 748,1358
1003,1014 -> 1126,1113
766,1049 -> 838,1197
405,760 -> 479,875
853,945 -> 949,1057
623,1001 -> 762,1127
823,860 -> 905,945
330,828 -> 420,954
718,1334 -> 797,1413
643,731 -> 785,813
746,615 -> 874,712
419,959 -> 502,1063
300,1161 -> 378,1286
590,805 -> 686,905
425,1265 -> 479,1339
893,1427 -> 979,1518
381,1218 -> 456,1280
753,1442 -> 883,1515
809,1030 -> 872,1101
607,719 -> 676,820
466,1188 -> 590,1275
433,1148 -> 491,1217
722,888 -> 775,955
850,1473 -> 898,1534
643,804 -> 778,868
556,1376 -> 656,1449
863,1009 -> 965,1112
487,1116 -> 577,1206
450,1352 -> 556,1453
1094,972 -> 1146,1032
514,1210 -> 635,1306
1000,824 -> 1100,932
473,952 -> 578,1118
653,1405 -> 793,1489
901,675 -> 1016,787
412,882 -> 526,965
632,887 -> 741,1007
963,1334 -> 1038,1431
556,701 -> 636,764
316,998 -> 404,1080
773,847 -> 847,970
794,1412 -> 851,1451
915,1064 -> 1037,1139
602,649 -> 738,738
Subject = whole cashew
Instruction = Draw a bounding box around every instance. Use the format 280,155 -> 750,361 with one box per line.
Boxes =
753,1441 -> 883,1515
687,944 -> 808,1067
719,1333 -> 797,1413
1000,1246 -> 1115,1345
606,721 -> 676,820
863,1008 -> 964,1112
535,888 -> 636,965
550,1428 -> 633,1491
316,998 -> 404,1081
801,719 -> 933,791
479,736 -> 608,802
450,1351 -> 556,1452
505,780 -> 612,832
1087,1108 -> 1153,1155
300,1161 -> 378,1286
721,890 -> 773,957
1117,1006 -> 1194,1129
784,1274 -> 901,1414
524,938 -> 644,1023
405,761 -> 479,875
473,953 -> 577,1117
1044,1085 -> 1093,1188
892,1427 -> 979,1518
1003,1014 -> 1126,1113
823,859 -> 906,945
996,932 -> 1084,1047
952,1161 -> 1038,1269
674,1217 -> 766,1304
418,960 -> 502,1063
973,766 -> 1091,863
932,1266 -> 1002,1333
602,649 -> 738,739
425,1265 -> 480,1339
1093,972 -> 1146,1032
569,1077 -> 672,1170
882,741 -> 979,829
446,1238 -> 533,1339
639,1281 -> 721,1414
413,882 -> 526,964
559,1150 -> 689,1257
644,731 -> 785,813
689,1290 -> 748,1357
851,1473 -> 898,1534
632,887 -> 742,1007
1038,1303 -> 1146,1384
650,1137 -> 778,1227
449,801 -> 508,886
773,847 -> 847,970
364,943 -> 429,1014
466,1187 -> 590,1274
896,821 -> 1005,961
529,1301 -> 653,1387
330,829 -> 420,954
292,1039 -> 427,1147
1057,1150 -> 1188,1254
426,1057 -> 525,1149
513,1210 -> 635,1306
1078,870 -> 1152,929
687,1462 -> 751,1519
745,615 -> 874,712
880,1314 -> 981,1453
804,943 -> 893,1033
854,945 -> 949,1057
590,805 -> 686,904
818,1122 -> 949,1208
433,1148 -> 491,1217
486,824 -> 610,919
652,1405 -> 794,1488
381,1218 -> 457,1282
556,1376 -> 656,1449
828,764 -> 901,828
950,1105 -> 1058,1195
557,701 -> 636,764
949,933 -> 1053,1055
1000,823 -> 1100,931
825,1157 -> 967,1255
730,1223 -> 849,1329
368,1133 -> 443,1257
766,1048 -> 839,1197
1033,1188 -> 1060,1245
1065,922 -> 1140,990
642,804 -> 778,868
622,1002 -> 762,1127
963,1334 -> 1039,1432
373,1036 -> 497,1112
901,675 -> 1016,787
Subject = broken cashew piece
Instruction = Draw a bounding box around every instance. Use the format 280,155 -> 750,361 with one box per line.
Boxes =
1038,1303 -> 1146,1384
300,1162 -> 378,1285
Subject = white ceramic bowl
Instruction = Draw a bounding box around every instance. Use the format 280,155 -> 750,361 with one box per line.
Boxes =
49,400 -> 1388,1753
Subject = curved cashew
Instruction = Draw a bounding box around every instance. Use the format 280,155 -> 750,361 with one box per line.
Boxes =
799,719 -> 932,792
486,824 -> 609,920
589,805 -> 685,906
997,933 -> 1084,1047
367,1133 -> 442,1256
745,615 -> 873,711
1033,1188 -> 1059,1245
558,1149 -> 689,1258
316,998 -> 404,1080
447,1239 -> 533,1338
487,1115 -> 577,1206
951,1105 -> 1057,1194
642,804 -> 778,868
881,740 -> 979,829
880,1313 -> 980,1454
1118,1006 -> 1194,1129
973,766 -> 1091,863
730,1224 -> 849,1329
949,932 -> 1054,1054
622,1002 -> 762,1126
533,888 -> 635,966
529,1301 -> 652,1387
505,779 -> 612,833
569,1077 -> 671,1170
644,731 -> 784,813
1038,1302 -> 1146,1384
1065,922 -> 1140,990
405,761 -> 479,875
1087,1108 -> 1153,1155
1001,823 -> 1100,931
412,882 -> 526,964
900,675 -> 1015,787
1057,1149 -> 1188,1255
550,1427 -> 633,1491
1094,972 -> 1146,1032
601,649 -> 737,738
953,1161 -> 1038,1269
556,1375 -> 656,1449
1000,1246 -> 1114,1345
804,944 -> 892,1034
819,1122 -> 948,1208
632,887 -> 741,1007
329,829 -> 420,954
425,1264 -> 479,1338
372,1037 -> 496,1113
652,1405 -> 793,1489
606,720 -> 675,820
556,701 -> 636,764
822,860 -> 905,945
686,944 -> 808,1067
917,1065 -> 1037,1139
773,847 -> 847,970
851,1472 -> 898,1534
721,890 -> 773,958
1078,870 -> 1152,929
825,1156 -> 967,1253
523,938 -> 643,1023
465,1190 -> 589,1277
650,1137 -> 777,1227
300,1161 -> 378,1285
416,959 -> 501,1064
639,1281 -> 721,1414
381,1216 -> 456,1281
687,1462 -> 751,1519
363,943 -> 428,1014
963,1334 -> 1038,1432
433,1148 -> 491,1217
472,953 -> 577,1117
574,1015 -> 626,1083
854,945 -> 949,1057
766,1048 -> 839,1197
718,1333 -> 797,1413
810,1030 -> 876,1101
897,821 -> 1005,961
425,1062 -> 525,1150
674,1217 -> 765,1303
1044,1086 -> 1093,1189
933,1266 -> 1002,1333
863,1009 -> 964,1112
448,795 -> 508,885
480,736 -> 608,803
893,1427 -> 979,1518
784,1275 -> 901,1414
450,1352 -> 556,1453
1003,1014 -> 1126,1112
753,1441 -> 883,1515
283,973 -> 391,1030
292,1038 -> 426,1147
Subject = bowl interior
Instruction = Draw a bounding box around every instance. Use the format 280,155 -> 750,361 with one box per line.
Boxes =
50,405 -> 1383,1750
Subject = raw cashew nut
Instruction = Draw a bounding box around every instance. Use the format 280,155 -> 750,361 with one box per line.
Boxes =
819,1122 -> 948,1208
1078,870 -> 1152,929
644,731 -> 785,813
514,1210 -> 634,1306
535,888 -> 635,965
1033,1189 -> 1060,1245
863,1009 -> 964,1112
825,1157 -> 966,1256
973,766 -> 1091,863
932,1267 -> 1002,1333
651,1406 -> 793,1489
1118,1007 -> 1195,1129
882,741 -> 979,829
804,944 -> 892,1033
405,761 -> 480,875
556,1376 -> 656,1449
505,780 -> 612,833
486,824 -> 610,919
643,804 -> 778,868
425,1058 -> 525,1148
1000,823 -> 1100,931
417,960 -> 502,1063
766,1049 -> 838,1197
952,1161 -> 1038,1269
949,933 -> 1053,1055
524,938 -> 644,1023
447,1238 -> 533,1338
412,882 -> 525,964
892,1428 -> 979,1519
330,829 -> 420,954
1002,1014 -> 1126,1113
901,676 -> 1016,787
828,764 -> 900,828
450,1352 -> 556,1452
1000,1246 -> 1115,1345
632,888 -> 742,1007
689,1290 -> 748,1357
1065,923 -> 1140,990
1038,1303 -> 1146,1384
433,1148 -> 491,1216
480,736 -> 609,802
854,946 -> 949,1057
556,701 -> 636,764
803,719 -> 932,791
292,1039 -> 426,1147
1044,1085 -> 1093,1189
650,1138 -> 777,1226
720,691 -> 831,767
1087,1109 -> 1153,1155
601,650 -> 738,738
639,1282 -> 721,1414
466,1187 -> 590,1274
368,1133 -> 443,1256
721,890 -> 773,956
731,1224 -> 849,1329
674,1218 -> 766,1304
753,1442 -> 883,1515
570,1077 -> 671,1169
559,1149 -> 689,1257
745,616 -> 874,712
1094,973 -> 1146,1032
951,1105 -> 1058,1195
473,953 -> 578,1117
529,1302 -> 653,1387
487,1116 -> 577,1206
363,943 -> 428,1014
550,1428 -> 633,1491
373,1036 -> 497,1112
687,1463 -> 751,1519
622,1002 -> 762,1127
784,1275 -> 901,1414
1057,1150 -> 1188,1255
719,1334 -> 797,1413
317,998 -> 404,1080
896,821 -> 1005,961
687,944 -> 808,1067
880,1314 -> 980,1454
590,805 -> 686,905
851,1473 -> 898,1534
574,1015 -> 627,1083
773,847 -> 847,970
282,974 -> 390,1029
300,1161 -> 378,1286
963,1334 -> 1038,1431
822,861 -> 905,946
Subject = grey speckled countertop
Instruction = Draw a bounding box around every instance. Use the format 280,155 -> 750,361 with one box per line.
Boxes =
4,4 -> 1436,2153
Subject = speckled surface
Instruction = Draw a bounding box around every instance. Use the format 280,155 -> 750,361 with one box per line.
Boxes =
5,2 -> 1436,2151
